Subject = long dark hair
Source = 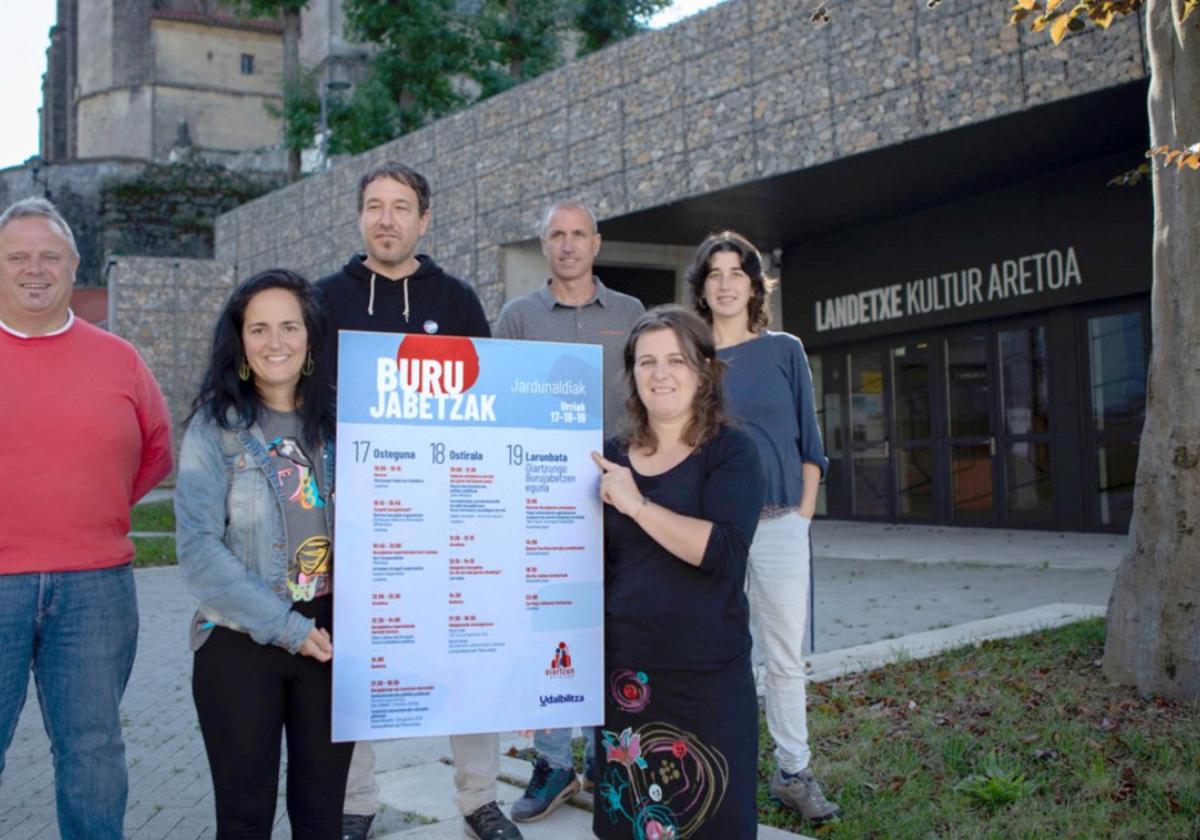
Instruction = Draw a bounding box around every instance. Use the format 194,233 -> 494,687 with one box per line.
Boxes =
622,305 -> 727,454
189,269 -> 334,448
685,230 -> 778,333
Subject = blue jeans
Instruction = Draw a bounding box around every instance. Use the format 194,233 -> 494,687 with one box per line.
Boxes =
534,726 -> 595,772
0,565 -> 139,840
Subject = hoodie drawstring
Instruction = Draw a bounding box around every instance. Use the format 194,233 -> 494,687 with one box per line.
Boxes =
365,267 -> 412,322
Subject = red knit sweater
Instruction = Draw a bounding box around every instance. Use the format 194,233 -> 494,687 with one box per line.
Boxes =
0,317 -> 173,573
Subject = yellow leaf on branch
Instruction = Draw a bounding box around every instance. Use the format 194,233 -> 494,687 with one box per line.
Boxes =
1146,144 -> 1200,175
1009,0 -> 1148,40
1049,12 -> 1072,42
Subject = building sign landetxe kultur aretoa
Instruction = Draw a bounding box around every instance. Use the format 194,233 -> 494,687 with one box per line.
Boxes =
814,246 -> 1083,334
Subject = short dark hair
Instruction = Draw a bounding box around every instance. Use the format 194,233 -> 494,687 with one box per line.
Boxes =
357,161 -> 431,215
621,305 -> 728,454
189,269 -> 334,448
685,230 -> 777,333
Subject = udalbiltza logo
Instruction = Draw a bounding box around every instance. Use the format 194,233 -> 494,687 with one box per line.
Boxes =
546,641 -> 575,678
539,693 -> 585,708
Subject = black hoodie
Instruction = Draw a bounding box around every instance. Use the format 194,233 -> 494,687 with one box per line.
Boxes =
317,254 -> 491,369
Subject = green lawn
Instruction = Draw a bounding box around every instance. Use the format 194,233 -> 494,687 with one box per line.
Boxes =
759,619 -> 1200,838
131,499 -> 175,533
131,535 -> 176,567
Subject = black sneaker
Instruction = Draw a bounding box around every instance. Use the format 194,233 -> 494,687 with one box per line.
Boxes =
510,756 -> 581,822
341,812 -> 375,840
463,801 -> 523,839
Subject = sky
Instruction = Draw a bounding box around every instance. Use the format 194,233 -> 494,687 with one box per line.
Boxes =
1,3 -> 57,170
0,0 -> 721,171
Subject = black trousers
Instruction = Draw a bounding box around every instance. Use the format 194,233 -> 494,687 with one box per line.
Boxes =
192,600 -> 353,840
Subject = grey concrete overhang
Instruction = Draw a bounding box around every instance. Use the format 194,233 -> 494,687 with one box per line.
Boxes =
599,81 -> 1149,253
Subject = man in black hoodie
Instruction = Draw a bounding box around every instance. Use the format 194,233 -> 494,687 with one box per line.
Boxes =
317,163 -> 489,352
319,164 -> 518,840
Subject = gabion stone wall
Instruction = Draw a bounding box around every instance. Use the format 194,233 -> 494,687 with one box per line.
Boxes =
108,257 -> 235,448
214,0 -> 1145,319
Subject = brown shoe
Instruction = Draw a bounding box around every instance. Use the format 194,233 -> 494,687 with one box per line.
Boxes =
769,767 -> 842,824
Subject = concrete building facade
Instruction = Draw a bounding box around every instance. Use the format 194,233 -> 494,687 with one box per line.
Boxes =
214,0 -> 1146,311
65,0 -> 1143,534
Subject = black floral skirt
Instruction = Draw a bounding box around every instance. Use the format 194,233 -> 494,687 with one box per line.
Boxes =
592,655 -> 758,839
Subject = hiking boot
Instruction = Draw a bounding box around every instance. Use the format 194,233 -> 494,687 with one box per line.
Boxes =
341,812 -> 375,840
463,801 -> 523,839
769,767 -> 842,824
511,756 -> 581,822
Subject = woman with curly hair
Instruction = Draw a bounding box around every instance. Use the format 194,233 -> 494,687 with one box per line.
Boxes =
591,305 -> 765,838
687,231 -> 841,825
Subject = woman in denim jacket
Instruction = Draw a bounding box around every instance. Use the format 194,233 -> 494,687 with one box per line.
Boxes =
176,269 -> 353,838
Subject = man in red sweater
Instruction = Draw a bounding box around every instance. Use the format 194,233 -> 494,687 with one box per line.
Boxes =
0,198 -> 173,840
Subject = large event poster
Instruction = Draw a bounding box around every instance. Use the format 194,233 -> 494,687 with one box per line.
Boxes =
331,330 -> 604,741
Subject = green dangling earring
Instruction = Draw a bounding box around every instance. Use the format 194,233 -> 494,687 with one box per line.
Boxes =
238,358 -> 251,381
302,352 -> 315,377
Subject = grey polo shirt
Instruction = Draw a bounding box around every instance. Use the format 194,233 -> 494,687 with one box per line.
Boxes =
494,278 -> 645,436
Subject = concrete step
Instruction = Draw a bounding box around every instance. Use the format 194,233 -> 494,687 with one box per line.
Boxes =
805,602 -> 1105,682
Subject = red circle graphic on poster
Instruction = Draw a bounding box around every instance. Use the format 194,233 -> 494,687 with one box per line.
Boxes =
396,335 -> 480,394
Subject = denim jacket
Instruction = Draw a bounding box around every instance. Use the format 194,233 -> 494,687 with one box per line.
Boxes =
175,407 -> 335,654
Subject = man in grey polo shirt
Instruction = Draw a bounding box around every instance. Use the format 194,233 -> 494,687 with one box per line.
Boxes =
494,199 -> 644,824
496,200 -> 645,436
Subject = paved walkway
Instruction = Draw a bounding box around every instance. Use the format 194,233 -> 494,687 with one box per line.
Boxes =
0,521 -> 1123,838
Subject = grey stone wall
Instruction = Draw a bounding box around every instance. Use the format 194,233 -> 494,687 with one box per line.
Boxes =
110,0 -> 154,87
108,257 -> 235,445
0,158 -> 279,287
215,0 -> 1147,318
103,161 -> 284,260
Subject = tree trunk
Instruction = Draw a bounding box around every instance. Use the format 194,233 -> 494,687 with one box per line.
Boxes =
284,7 -> 302,181
508,0 -> 524,80
1103,0 -> 1200,700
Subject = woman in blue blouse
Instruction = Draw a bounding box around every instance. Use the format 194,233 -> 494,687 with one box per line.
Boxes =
687,231 -> 842,825
592,306 -> 765,839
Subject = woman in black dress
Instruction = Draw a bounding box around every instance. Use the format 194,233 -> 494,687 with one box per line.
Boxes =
591,306 -> 765,839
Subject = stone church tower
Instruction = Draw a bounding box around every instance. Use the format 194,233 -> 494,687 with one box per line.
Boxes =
41,0 -> 288,162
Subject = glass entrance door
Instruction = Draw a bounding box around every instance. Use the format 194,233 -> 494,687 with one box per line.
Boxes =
813,302 -> 1145,532
1083,306 -> 1148,530
998,324 -> 1053,527
849,350 -> 891,517
890,340 -> 935,520
944,332 -> 997,525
